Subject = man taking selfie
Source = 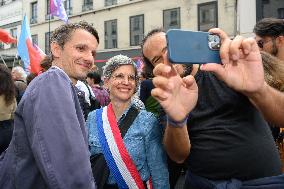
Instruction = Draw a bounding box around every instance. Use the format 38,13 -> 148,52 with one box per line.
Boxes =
141,28 -> 284,189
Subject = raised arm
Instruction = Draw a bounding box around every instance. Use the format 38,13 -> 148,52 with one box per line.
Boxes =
151,57 -> 198,162
201,28 -> 284,127
248,83 -> 284,127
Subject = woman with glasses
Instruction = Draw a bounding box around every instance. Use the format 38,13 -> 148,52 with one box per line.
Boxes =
86,55 -> 169,189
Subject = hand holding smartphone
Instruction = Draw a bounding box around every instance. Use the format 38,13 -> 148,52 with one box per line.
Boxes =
166,29 -> 221,64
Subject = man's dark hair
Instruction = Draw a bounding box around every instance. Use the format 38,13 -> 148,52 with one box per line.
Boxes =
26,73 -> 37,85
140,28 -> 165,78
87,72 -> 102,84
51,21 -> 100,49
253,18 -> 284,37
40,55 -> 52,72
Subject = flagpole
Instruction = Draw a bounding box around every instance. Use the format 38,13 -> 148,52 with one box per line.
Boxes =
49,0 -> 51,53
13,55 -> 17,68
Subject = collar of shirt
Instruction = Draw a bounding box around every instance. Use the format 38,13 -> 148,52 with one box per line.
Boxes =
51,66 -> 72,83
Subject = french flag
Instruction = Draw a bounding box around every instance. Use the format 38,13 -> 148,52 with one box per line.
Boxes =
17,15 -> 45,75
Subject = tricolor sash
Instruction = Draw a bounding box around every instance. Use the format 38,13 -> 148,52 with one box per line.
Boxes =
96,104 -> 152,189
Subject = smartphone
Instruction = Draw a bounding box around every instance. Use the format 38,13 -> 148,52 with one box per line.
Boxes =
166,29 -> 221,64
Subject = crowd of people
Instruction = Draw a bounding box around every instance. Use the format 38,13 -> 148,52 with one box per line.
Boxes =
0,17 -> 284,189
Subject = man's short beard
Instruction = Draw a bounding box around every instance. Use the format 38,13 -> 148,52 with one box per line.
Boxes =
77,75 -> 87,82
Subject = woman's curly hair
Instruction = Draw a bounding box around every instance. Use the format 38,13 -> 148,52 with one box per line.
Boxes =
0,65 -> 16,106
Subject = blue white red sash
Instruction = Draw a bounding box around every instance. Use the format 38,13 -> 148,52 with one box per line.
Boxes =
96,104 -> 152,189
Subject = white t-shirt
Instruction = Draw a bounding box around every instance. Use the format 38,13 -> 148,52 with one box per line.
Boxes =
75,80 -> 96,105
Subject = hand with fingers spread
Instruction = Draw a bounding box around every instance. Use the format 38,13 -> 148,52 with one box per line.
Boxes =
201,28 -> 284,128
201,28 -> 264,96
151,63 -> 198,122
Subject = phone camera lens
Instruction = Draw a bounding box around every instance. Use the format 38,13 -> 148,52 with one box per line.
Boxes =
208,34 -> 220,50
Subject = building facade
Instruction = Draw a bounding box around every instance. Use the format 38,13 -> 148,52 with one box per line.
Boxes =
1,0 -> 283,69
0,0 -> 22,67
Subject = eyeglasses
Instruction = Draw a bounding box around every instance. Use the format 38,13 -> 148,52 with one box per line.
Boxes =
111,73 -> 137,83
257,38 -> 275,49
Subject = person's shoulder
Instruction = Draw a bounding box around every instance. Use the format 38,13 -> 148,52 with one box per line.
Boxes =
86,108 -> 101,129
27,68 -> 70,94
88,109 -> 98,117
87,108 -> 101,121
141,79 -> 153,85
137,109 -> 157,125
48,68 -> 71,82
14,80 -> 27,89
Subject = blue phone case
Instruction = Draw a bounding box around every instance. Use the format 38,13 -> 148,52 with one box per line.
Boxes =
166,29 -> 221,64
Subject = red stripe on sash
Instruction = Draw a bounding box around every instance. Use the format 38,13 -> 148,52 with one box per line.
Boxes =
107,104 -> 145,189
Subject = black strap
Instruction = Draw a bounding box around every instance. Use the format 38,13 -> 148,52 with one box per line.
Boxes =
82,81 -> 92,100
119,106 -> 139,138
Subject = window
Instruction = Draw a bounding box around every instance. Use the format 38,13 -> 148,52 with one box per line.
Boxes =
112,39 -> 117,48
111,22 -> 116,35
163,8 -> 181,31
10,28 -> 17,48
82,0 -> 93,11
133,17 -> 140,31
130,15 -> 144,46
105,0 -> 117,6
198,1 -> 218,32
45,32 -> 52,54
278,8 -> 284,19
134,35 -> 139,46
63,0 -> 72,15
31,1 -> 38,24
104,19 -> 117,49
84,0 -> 93,5
0,42 -> 4,50
256,0 -> 284,21
32,34 -> 38,46
0,0 -> 5,6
